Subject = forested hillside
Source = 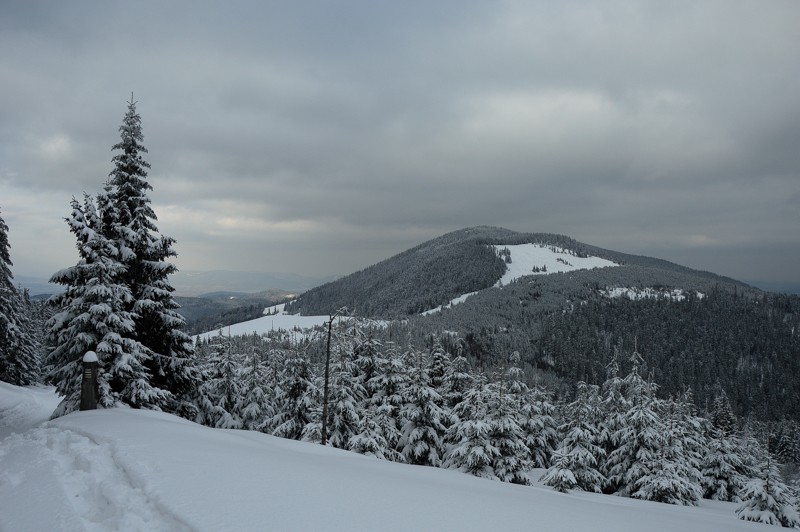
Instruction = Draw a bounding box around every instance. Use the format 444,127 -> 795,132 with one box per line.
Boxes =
413,271 -> 798,421
282,226 -> 800,423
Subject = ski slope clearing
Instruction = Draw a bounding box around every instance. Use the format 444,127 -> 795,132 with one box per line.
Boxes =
423,244 -> 618,315
0,384 -> 774,532
494,244 -> 618,286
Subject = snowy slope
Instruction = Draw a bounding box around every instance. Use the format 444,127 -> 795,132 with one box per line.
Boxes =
493,244 -> 618,286
0,384 -> 774,532
422,244 -> 618,315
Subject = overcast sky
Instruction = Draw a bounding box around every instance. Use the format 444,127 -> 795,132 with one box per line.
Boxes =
1,1 -> 798,287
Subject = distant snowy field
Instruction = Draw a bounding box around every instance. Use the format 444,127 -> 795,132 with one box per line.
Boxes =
0,383 -> 772,532
195,303 -> 329,342
423,244 -> 618,315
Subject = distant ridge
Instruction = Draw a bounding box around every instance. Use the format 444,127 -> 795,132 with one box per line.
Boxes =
168,270 -> 335,296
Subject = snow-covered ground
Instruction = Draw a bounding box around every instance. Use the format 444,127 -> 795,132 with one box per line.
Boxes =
602,287 -> 705,301
422,244 -> 618,315
0,383 -> 775,531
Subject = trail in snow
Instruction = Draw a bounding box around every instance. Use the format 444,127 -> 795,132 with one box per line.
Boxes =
0,426 -> 191,532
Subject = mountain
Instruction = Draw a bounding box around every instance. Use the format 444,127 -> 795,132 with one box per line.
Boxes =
286,226 -> 751,318
285,226 -> 799,422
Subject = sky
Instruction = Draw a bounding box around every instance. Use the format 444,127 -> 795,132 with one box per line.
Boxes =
1,1 -> 799,288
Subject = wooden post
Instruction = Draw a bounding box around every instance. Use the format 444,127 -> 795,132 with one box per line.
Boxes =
80,351 -> 99,411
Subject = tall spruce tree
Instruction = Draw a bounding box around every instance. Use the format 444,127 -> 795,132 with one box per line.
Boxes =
47,99 -> 199,415
0,207 -> 40,385
104,97 -> 200,411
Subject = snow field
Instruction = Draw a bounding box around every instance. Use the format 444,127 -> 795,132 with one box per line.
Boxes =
195,303 -> 329,342
0,382 -> 777,532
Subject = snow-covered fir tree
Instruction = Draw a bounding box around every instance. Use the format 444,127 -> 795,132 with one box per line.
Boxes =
736,452 -> 800,528
440,354 -> 474,409
365,343 -> 408,453
352,335 -> 383,402
349,403 -> 403,461
103,97 -> 201,412
271,348 -> 319,440
711,387 -> 739,437
604,350 -> 664,497
399,348 -> 447,467
598,352 -> 629,466
518,382 -> 558,469
427,339 -> 451,392
487,353 -> 531,485
700,427 -> 750,502
0,206 -> 40,385
193,333 -> 242,429
444,378 -> 499,479
631,398 -> 703,505
542,382 -> 606,493
237,347 -> 274,432
327,344 -> 365,450
540,449 -> 577,493
47,196 -> 169,416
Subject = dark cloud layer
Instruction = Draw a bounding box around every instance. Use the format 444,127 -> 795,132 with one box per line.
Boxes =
1,1 -> 798,286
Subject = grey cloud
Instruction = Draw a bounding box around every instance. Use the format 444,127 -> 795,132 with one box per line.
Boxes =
1,0 -> 798,284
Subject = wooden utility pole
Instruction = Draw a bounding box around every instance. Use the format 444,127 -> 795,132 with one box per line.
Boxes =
320,308 -> 346,446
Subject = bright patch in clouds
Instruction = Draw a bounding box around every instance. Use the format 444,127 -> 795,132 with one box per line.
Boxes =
39,135 -> 73,161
